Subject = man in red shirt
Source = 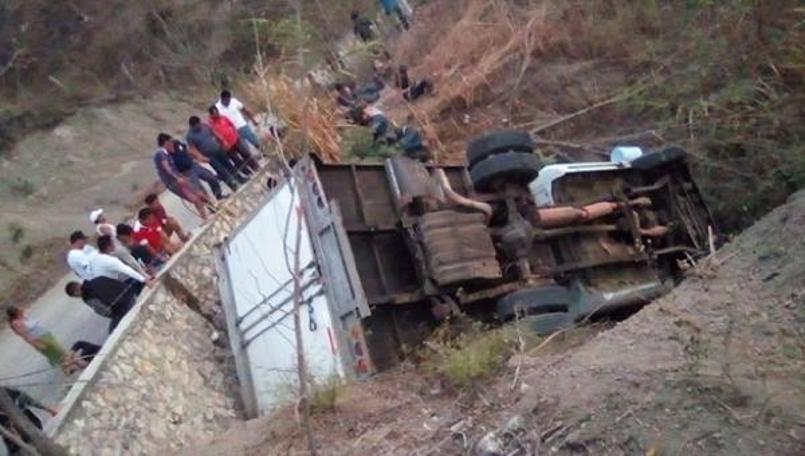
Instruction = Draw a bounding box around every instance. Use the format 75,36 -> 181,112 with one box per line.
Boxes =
144,193 -> 191,242
208,105 -> 259,176
132,208 -> 179,257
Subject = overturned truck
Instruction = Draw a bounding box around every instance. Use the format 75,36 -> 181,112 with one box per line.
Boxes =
216,130 -> 713,415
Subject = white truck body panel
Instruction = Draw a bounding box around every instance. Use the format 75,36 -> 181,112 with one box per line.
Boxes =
216,180 -> 345,415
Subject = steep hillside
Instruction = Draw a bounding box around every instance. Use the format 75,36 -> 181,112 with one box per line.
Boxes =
0,0 -> 377,151
386,0 -> 804,232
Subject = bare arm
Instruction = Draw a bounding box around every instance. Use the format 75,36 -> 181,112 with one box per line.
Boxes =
101,254 -> 146,282
10,321 -> 43,348
187,144 -> 209,163
241,105 -> 258,125
160,156 -> 183,182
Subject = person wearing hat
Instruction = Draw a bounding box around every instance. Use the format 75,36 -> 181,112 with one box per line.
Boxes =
90,208 -> 116,236
66,230 -> 97,280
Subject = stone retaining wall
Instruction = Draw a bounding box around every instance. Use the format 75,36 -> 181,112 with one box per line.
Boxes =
51,171 -> 273,455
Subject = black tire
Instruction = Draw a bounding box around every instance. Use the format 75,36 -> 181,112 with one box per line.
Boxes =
466,130 -> 535,167
497,285 -> 571,320
525,312 -> 572,335
470,151 -> 543,192
631,146 -> 688,171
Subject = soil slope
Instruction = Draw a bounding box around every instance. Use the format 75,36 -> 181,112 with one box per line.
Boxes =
183,189 -> 805,455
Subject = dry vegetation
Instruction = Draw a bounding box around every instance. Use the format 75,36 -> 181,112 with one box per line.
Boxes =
0,0 -> 375,153
389,0 -> 804,232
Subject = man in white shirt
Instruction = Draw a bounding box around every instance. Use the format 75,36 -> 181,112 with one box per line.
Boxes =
66,231 -> 97,280
93,235 -> 154,295
215,90 -> 262,152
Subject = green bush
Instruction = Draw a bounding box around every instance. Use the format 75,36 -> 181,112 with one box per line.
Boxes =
19,245 -> 34,262
8,223 -> 24,244
341,127 -> 397,161
422,323 -> 539,390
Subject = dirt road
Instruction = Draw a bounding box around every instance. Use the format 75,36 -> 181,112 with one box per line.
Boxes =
0,193 -> 201,454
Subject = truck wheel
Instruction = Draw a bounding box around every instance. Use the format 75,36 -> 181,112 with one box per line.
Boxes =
631,146 -> 688,171
497,285 -> 571,320
525,312 -> 572,335
466,130 -> 535,167
470,151 -> 542,192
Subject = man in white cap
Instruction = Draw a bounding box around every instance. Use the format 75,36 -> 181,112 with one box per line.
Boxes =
90,209 -> 116,236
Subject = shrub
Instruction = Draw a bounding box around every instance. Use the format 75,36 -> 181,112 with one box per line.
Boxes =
341,127 -> 397,161
309,376 -> 343,415
19,244 -> 34,262
422,322 -> 539,390
8,223 -> 24,244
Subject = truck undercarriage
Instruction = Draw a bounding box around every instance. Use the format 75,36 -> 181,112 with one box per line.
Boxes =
301,130 -> 714,369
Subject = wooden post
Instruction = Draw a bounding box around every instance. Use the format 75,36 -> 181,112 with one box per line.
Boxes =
290,188 -> 317,455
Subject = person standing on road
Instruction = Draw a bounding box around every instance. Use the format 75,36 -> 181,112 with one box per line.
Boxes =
104,226 -> 150,277
116,223 -> 166,273
89,209 -> 116,237
6,306 -> 85,374
65,277 -> 137,333
133,208 -> 179,257
93,235 -> 154,296
208,105 -> 260,175
0,387 -> 59,455
186,116 -> 246,193
145,193 -> 191,243
66,230 -> 96,280
216,90 -> 262,152
161,134 -> 226,202
154,135 -> 210,221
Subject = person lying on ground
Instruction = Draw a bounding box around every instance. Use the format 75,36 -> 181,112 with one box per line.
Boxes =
145,193 -> 191,243
216,90 -> 262,152
373,50 -> 394,81
65,277 -> 137,333
0,387 -> 59,454
394,123 -> 431,162
357,76 -> 385,104
163,134 -> 226,202
133,208 -> 179,258
186,116 -> 247,192
397,65 -> 433,102
352,11 -> 376,42
116,223 -> 166,274
66,230 -> 97,280
6,306 -> 86,374
335,83 -> 359,110
208,105 -> 260,175
355,104 -> 396,144
94,234 -> 155,295
154,134 -> 210,221
89,208 -> 116,236
378,0 -> 410,30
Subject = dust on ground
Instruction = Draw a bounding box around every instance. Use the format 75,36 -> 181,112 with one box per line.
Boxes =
183,187 -> 805,455
0,95 -> 204,303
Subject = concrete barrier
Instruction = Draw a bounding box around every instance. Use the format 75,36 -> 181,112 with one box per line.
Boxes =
48,169 -> 275,455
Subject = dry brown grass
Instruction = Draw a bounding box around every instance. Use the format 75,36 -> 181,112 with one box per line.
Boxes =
242,75 -> 342,163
